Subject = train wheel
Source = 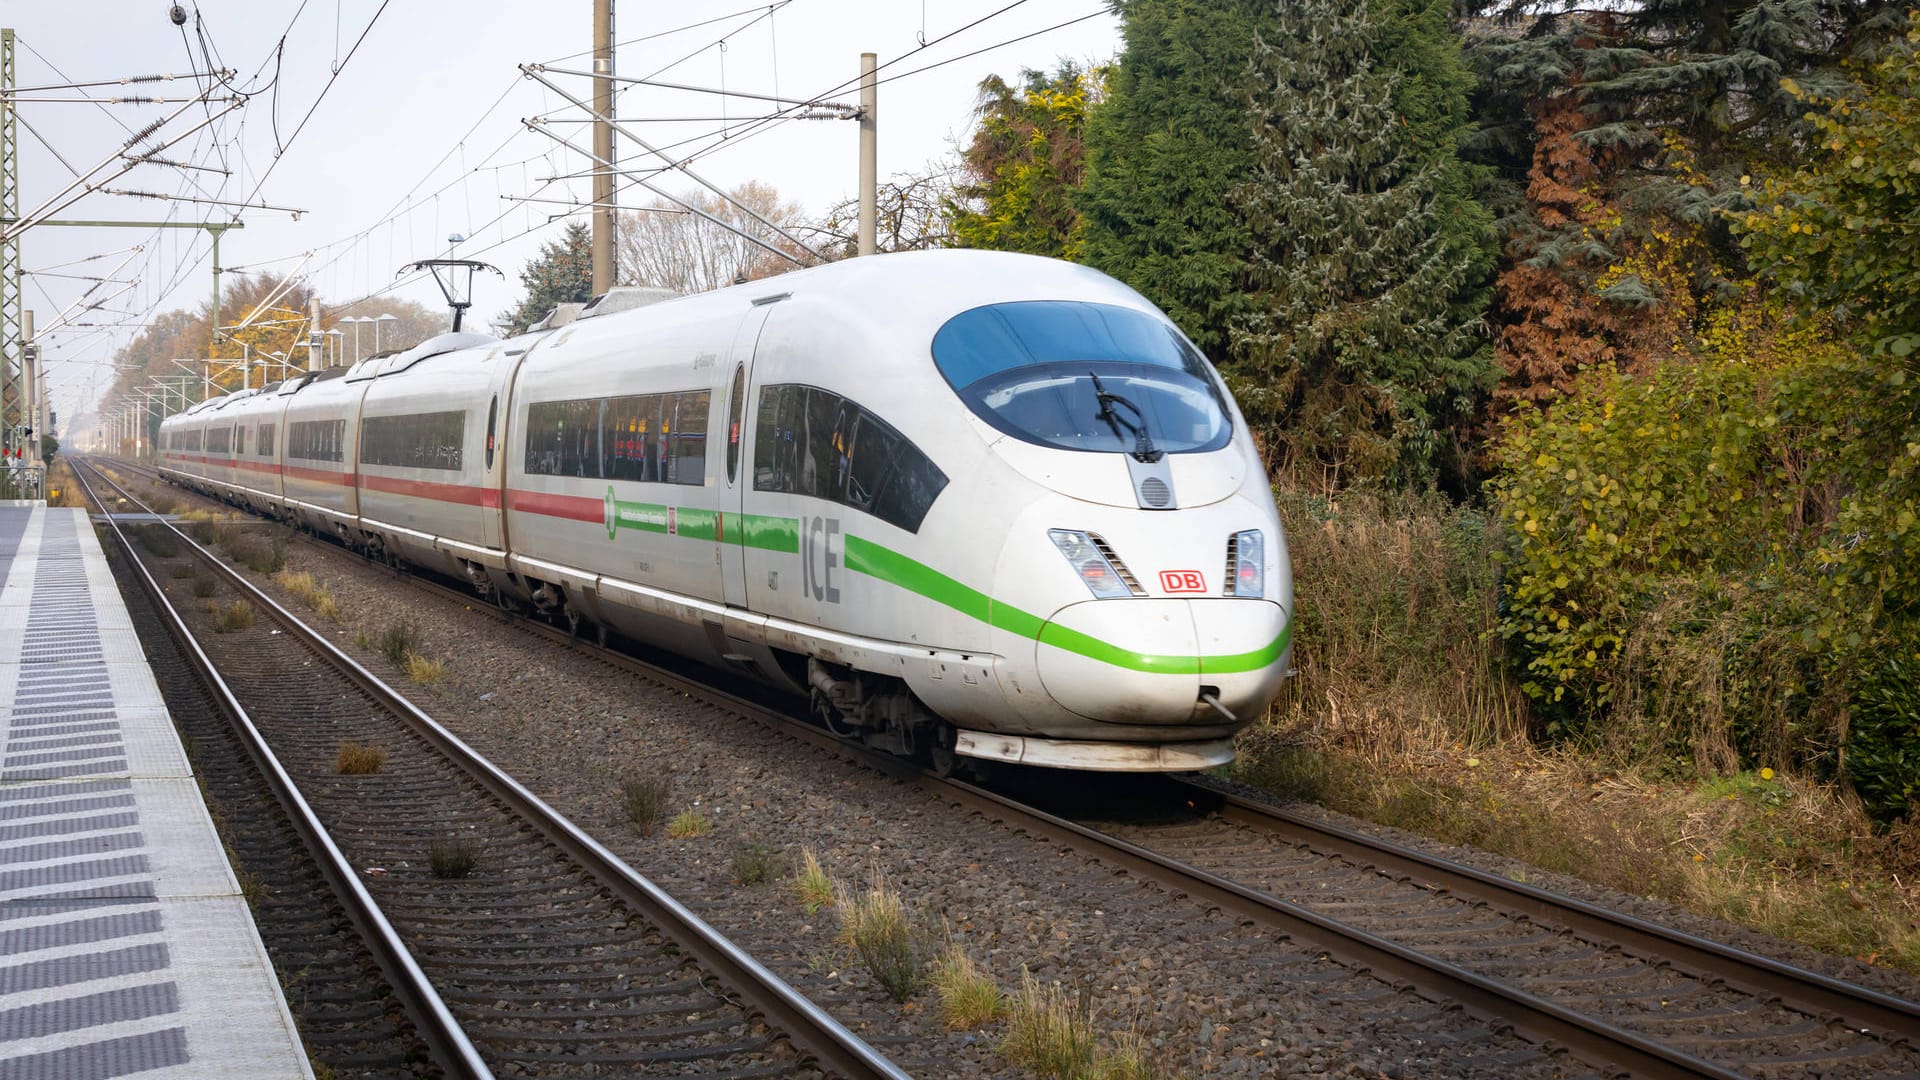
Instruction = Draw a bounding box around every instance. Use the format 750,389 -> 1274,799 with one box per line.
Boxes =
927,720 -> 959,778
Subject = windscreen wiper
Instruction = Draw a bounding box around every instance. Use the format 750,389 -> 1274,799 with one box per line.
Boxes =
1089,371 -> 1163,463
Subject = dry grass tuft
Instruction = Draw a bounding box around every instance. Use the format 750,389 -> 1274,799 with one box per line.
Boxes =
404,652 -> 447,686
621,776 -> 672,834
429,837 -> 478,879
730,842 -> 788,885
837,877 -> 920,1001
371,621 -> 420,667
931,944 -> 1003,1029
212,600 -> 254,633
666,809 -> 712,839
190,572 -> 218,598
276,570 -> 341,621
1001,969 -> 1097,1079
794,847 -> 835,913
1092,1033 -> 1160,1080
336,741 -> 388,775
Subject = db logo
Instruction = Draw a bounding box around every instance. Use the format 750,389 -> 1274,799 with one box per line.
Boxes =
1159,570 -> 1207,594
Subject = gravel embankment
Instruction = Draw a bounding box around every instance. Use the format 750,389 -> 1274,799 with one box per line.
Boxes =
200,520 -> 1565,1079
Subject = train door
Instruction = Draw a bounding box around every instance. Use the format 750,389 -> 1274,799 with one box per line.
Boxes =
721,303 -> 776,609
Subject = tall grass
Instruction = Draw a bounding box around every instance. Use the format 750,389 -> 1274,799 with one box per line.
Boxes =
1239,486 -> 1920,973
837,877 -> 920,1001
1267,489 -> 1528,757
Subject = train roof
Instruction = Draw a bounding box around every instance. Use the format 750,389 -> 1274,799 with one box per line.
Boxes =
344,331 -> 499,382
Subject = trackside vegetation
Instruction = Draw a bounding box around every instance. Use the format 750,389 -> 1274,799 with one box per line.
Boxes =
944,0 -> 1920,970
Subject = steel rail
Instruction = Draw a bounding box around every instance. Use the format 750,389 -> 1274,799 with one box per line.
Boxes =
1191,782 -> 1920,1048
922,776 -> 1748,1080
70,460 -> 496,1080
80,457 -> 910,1080
116,449 -> 1889,1068
262,522 -> 1738,1078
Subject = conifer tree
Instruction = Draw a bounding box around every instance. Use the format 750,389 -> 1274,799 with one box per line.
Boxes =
1488,91 -> 1625,415
505,222 -> 593,333
1230,0 -> 1496,491
1077,0 -> 1268,358
948,64 -> 1104,259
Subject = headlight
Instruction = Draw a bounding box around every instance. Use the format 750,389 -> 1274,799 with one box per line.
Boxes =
1049,529 -> 1136,600
1229,529 -> 1264,598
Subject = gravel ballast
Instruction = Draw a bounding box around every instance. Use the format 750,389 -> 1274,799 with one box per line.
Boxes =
124,470 -> 1920,1075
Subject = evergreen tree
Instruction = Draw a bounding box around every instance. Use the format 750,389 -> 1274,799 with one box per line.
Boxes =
1462,1 -> 1905,361
948,64 -> 1104,258
1078,0 -> 1268,358
1230,0 -> 1497,491
505,222 -> 593,333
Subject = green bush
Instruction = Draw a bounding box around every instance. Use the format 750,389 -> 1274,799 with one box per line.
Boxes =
1490,362 -> 1812,732
1848,641 -> 1920,826
1490,348 -> 1919,814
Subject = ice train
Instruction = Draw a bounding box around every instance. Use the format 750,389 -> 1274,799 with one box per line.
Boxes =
156,250 -> 1293,772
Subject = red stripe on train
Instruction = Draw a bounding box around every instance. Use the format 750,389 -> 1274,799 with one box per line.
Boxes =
361,472 -> 502,508
504,488 -> 603,523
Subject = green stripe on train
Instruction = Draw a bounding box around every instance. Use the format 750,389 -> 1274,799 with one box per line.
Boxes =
603,496 -> 798,553
602,500 -> 1291,675
842,534 -> 1290,675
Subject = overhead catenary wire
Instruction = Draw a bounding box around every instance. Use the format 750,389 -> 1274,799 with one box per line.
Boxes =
315,1 -> 1094,317
76,0 -> 1102,380
149,3 -> 818,316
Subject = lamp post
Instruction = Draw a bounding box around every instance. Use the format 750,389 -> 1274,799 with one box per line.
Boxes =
339,316 -> 366,362
373,312 -> 399,353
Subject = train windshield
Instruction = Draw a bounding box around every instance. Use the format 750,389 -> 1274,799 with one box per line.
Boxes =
931,301 -> 1231,455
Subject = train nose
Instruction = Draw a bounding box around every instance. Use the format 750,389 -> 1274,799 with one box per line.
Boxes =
1034,598 -> 1290,724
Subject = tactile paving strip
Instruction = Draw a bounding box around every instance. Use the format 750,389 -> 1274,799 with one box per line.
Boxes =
0,508 -> 310,1078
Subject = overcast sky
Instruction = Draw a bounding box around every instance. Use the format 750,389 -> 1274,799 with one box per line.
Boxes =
5,0 -> 1119,434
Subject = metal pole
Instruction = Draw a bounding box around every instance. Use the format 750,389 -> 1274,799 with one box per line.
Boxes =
20,307 -> 32,456
308,297 -> 322,372
591,0 -> 616,293
211,224 -> 225,357
2,28 -> 20,460
859,51 -> 876,258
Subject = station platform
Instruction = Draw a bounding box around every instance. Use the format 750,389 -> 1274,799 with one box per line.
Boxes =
0,506 -> 312,1078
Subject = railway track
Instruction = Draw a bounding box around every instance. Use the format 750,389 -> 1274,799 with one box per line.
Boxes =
104,454 -> 1920,1077
75,457 -> 906,1080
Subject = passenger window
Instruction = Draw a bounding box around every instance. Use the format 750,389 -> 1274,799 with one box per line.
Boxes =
753,384 -> 800,493
664,390 -> 710,485
485,396 -> 497,470
800,386 -> 845,501
845,411 -> 900,511
751,383 -> 947,533
726,363 -> 745,485
528,390 -> 712,483
604,394 -> 659,482
526,399 -> 601,478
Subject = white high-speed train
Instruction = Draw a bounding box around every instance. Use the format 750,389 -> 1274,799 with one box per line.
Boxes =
157,250 -> 1293,772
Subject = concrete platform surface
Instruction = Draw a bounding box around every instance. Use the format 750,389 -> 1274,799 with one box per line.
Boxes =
0,506 -> 312,1079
